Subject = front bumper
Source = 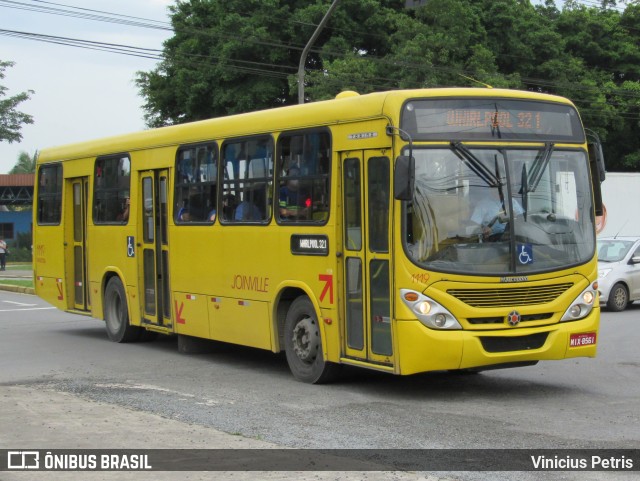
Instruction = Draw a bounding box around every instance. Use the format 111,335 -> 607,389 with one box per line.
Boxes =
396,307 -> 599,375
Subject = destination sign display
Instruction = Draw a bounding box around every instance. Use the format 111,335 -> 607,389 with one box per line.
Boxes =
401,98 -> 584,142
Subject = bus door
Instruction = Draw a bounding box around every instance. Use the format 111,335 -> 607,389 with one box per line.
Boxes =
139,170 -> 172,329
68,177 -> 90,311
341,151 -> 393,365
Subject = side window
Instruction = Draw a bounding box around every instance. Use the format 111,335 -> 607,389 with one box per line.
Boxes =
368,157 -> 390,253
221,137 -> 273,223
175,143 -> 218,224
277,131 -> 331,223
94,155 -> 131,224
37,164 -> 63,225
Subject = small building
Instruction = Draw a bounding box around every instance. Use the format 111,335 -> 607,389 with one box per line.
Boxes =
0,174 -> 34,246
0,209 -> 32,243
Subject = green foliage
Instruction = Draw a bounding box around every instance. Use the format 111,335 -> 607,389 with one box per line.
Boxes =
9,150 -> 37,174
7,232 -> 33,263
0,60 -> 34,144
137,0 -> 640,171
6,247 -> 32,263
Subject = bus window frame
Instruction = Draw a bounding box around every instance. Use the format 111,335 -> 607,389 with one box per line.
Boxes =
93,153 -> 132,225
219,134 -> 274,226
36,162 -> 63,226
174,141 -> 219,225
275,127 -> 332,226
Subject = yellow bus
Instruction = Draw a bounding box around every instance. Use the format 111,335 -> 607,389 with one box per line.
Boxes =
33,88 -> 604,383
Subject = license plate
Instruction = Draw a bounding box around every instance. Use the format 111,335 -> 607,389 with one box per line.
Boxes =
569,332 -> 597,347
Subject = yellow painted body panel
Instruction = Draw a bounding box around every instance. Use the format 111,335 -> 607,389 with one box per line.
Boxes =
173,291 -> 210,339
34,276 -> 66,311
208,297 -> 271,350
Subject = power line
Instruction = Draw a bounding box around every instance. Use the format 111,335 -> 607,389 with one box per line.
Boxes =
0,0 -> 172,31
0,28 -> 162,58
0,29 -> 296,81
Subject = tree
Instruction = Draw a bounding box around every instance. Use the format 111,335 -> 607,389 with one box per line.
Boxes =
136,0 -> 410,126
0,60 -> 34,144
136,0 -> 304,127
9,150 -> 37,174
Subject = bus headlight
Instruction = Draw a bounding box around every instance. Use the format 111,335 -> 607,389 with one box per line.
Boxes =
561,283 -> 598,322
401,289 -> 462,330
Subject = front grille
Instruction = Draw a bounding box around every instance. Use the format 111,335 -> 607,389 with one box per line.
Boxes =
480,333 -> 549,353
468,313 -> 554,325
448,283 -> 573,308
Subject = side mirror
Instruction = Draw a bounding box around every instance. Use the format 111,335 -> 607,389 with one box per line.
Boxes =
394,155 -> 414,201
586,129 -> 606,216
629,256 -> 640,265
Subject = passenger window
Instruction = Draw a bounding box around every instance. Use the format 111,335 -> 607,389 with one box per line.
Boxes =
277,131 -> 331,223
37,164 -> 63,225
94,155 -> 131,224
175,143 -> 218,224
221,137 -> 273,223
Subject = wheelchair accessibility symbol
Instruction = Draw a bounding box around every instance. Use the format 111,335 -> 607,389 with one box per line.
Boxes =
518,243 -> 533,265
127,236 -> 135,258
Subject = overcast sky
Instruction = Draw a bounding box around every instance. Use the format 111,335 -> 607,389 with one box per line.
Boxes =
0,0 -> 173,173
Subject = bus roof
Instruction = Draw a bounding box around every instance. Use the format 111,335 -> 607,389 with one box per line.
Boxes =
37,88 -> 575,163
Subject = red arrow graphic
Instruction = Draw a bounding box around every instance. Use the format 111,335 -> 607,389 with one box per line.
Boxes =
175,300 -> 186,324
319,274 -> 334,304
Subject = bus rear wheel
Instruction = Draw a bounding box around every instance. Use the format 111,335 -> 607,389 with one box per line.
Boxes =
104,276 -> 141,342
284,296 -> 339,384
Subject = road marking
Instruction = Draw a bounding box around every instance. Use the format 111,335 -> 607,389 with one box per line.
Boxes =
2,300 -> 37,307
0,307 -> 56,312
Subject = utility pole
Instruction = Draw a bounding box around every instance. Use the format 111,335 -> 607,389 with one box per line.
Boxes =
297,0 -> 341,104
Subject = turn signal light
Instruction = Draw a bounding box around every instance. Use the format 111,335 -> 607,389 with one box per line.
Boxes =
404,292 -> 419,302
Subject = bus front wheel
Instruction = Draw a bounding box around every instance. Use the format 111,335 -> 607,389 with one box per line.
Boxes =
104,276 -> 141,343
284,296 -> 339,384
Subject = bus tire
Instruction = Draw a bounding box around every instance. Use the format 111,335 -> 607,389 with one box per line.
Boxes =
104,276 -> 141,343
607,282 -> 628,312
284,296 -> 339,384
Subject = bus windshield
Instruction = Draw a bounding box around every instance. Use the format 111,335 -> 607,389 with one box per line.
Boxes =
403,146 -> 595,275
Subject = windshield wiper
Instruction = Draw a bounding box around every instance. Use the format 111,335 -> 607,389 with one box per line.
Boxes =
450,142 -> 501,187
491,104 -> 502,139
528,142 -> 554,192
520,163 -> 528,221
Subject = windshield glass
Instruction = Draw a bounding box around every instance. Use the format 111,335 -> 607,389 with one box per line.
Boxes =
597,240 -> 634,262
403,147 -> 595,275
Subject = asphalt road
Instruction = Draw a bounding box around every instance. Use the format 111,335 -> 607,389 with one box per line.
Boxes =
0,289 -> 638,481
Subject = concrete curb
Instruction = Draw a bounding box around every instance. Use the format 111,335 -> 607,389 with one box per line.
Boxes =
0,283 -> 35,294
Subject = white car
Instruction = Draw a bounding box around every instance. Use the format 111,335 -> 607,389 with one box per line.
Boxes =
597,236 -> 640,311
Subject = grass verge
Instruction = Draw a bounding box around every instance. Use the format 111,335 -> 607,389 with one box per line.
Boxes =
0,279 -> 34,288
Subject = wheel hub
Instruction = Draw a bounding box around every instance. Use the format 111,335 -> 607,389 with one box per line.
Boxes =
292,316 -> 318,363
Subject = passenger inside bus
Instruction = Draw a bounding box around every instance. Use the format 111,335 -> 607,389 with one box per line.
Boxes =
220,193 -> 236,221
234,188 -> 262,221
116,197 -> 130,222
177,200 -> 190,222
279,167 -> 310,220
